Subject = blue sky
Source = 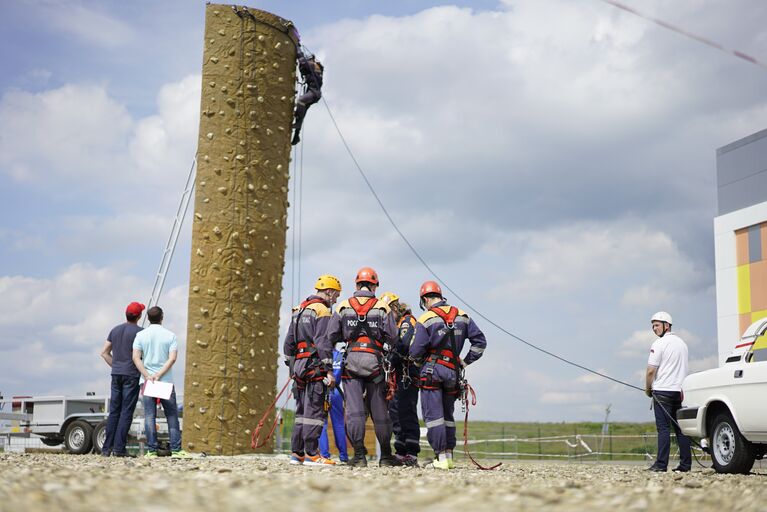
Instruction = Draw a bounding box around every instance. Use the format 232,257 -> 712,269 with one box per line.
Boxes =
1,0 -> 766,422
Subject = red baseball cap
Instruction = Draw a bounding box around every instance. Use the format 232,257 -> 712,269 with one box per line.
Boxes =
126,302 -> 146,316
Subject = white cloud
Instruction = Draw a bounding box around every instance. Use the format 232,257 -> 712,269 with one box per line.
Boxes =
689,354 -> 719,373
0,85 -> 133,183
0,263 -> 189,397
42,2 -> 135,48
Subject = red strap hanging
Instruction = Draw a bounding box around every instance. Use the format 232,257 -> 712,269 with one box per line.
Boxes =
462,382 -> 502,471
251,376 -> 294,449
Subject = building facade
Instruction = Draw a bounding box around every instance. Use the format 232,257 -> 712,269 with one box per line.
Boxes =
714,127 -> 767,362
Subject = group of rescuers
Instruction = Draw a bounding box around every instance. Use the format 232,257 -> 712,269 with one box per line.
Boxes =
284,267 -> 487,469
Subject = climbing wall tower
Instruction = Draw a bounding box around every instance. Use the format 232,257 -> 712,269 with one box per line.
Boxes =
183,4 -> 297,455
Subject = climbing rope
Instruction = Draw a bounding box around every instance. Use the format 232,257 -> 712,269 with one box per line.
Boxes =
252,376 -> 294,449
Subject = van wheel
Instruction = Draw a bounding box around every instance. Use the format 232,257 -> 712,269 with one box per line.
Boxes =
710,413 -> 755,474
64,420 -> 94,455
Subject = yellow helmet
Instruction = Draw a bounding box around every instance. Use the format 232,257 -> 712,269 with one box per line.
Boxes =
380,292 -> 400,305
314,274 -> 342,291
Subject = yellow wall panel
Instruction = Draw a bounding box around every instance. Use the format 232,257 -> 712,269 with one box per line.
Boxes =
738,264 -> 751,314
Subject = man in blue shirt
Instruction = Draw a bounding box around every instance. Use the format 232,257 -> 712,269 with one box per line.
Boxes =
132,306 -> 187,458
100,301 -> 144,456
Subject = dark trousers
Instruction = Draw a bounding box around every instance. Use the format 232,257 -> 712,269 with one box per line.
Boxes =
389,372 -> 420,456
290,380 -> 327,456
291,88 -> 321,144
344,377 -> 393,453
421,387 -> 458,454
103,374 -> 140,455
652,390 -> 692,470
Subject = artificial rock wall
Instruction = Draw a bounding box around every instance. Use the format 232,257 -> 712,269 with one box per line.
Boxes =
183,4 -> 297,455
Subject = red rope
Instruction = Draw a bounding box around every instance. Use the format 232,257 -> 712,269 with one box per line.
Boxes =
462,382 -> 502,470
251,376 -> 293,449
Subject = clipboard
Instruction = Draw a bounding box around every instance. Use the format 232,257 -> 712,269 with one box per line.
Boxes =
142,380 -> 174,400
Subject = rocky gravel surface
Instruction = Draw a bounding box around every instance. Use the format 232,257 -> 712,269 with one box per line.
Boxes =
1,453 -> 766,511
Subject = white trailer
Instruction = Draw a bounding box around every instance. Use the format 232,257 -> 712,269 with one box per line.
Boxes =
0,394 -> 178,454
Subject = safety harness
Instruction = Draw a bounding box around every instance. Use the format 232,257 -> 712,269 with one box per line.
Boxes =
341,297 -> 394,394
292,298 -> 327,387
346,297 -> 383,355
420,306 -> 462,393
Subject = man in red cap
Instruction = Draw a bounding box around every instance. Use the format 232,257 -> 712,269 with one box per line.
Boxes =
99,301 -> 145,456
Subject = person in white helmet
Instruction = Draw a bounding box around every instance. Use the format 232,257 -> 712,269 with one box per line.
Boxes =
645,311 -> 692,472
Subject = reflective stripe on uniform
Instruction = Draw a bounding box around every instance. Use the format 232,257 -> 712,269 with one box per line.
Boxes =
294,416 -> 304,424
445,421 -> 456,427
469,346 -> 484,354
426,418 -> 445,428
302,418 -> 325,427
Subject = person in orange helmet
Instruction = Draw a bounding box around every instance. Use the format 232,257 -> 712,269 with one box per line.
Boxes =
411,281 -> 487,470
324,267 -> 400,467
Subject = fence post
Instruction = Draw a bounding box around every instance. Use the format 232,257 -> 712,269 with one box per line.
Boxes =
538,423 -> 542,460
502,425 -> 505,456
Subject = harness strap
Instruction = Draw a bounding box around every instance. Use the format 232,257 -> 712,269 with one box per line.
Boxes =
427,307 -> 461,376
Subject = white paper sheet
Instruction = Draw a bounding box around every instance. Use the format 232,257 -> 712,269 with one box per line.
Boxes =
143,380 -> 174,400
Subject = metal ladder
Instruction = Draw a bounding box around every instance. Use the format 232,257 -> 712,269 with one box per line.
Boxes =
142,157 -> 197,326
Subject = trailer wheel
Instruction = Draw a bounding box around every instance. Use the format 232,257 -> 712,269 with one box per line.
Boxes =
710,412 -> 755,474
41,436 -> 63,447
92,421 -> 108,454
64,420 -> 93,454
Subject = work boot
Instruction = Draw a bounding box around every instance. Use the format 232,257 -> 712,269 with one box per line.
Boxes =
349,449 -> 367,468
378,445 -> 403,467
379,454 -> 403,467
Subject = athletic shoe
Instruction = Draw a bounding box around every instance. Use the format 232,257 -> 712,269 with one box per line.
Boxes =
305,454 -> 337,466
646,465 -> 666,472
432,458 -> 451,470
395,454 -> 419,467
447,458 -> 456,469
171,450 -> 191,458
289,453 -> 305,465
672,466 -> 690,473
144,451 -> 158,458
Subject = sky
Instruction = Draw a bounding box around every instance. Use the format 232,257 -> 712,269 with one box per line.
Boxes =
1,0 -> 766,422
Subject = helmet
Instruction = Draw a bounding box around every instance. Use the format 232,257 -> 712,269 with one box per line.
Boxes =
314,274 -> 342,291
355,267 -> 379,286
419,281 -> 442,298
651,311 -> 673,325
380,292 -> 400,305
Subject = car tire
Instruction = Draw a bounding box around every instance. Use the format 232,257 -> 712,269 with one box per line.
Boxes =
92,420 -> 108,454
64,420 -> 94,455
710,412 -> 755,474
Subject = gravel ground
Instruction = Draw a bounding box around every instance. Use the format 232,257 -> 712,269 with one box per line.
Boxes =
1,453 -> 766,512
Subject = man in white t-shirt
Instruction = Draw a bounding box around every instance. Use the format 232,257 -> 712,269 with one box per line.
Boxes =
645,311 -> 692,472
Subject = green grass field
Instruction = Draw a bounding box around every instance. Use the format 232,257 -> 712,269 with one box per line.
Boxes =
274,409 -> 686,462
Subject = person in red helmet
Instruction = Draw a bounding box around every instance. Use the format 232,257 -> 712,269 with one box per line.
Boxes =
411,281 -> 487,470
325,267 -> 400,467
